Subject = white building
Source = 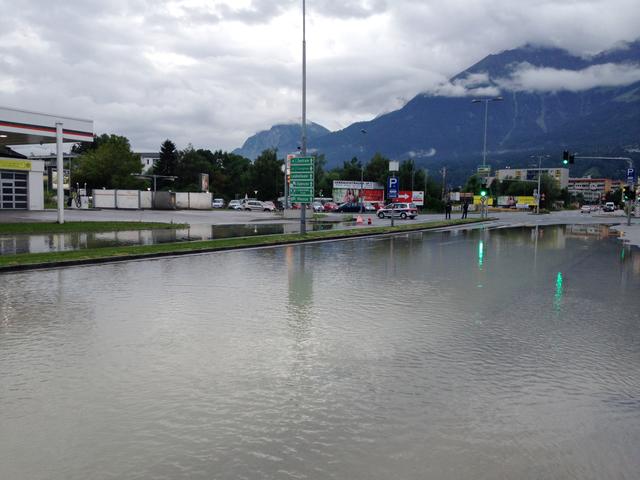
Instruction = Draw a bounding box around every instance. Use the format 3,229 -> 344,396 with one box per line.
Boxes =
495,167 -> 569,189
568,177 -> 624,203
138,152 -> 160,172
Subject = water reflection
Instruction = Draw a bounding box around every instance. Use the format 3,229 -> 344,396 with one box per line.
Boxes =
0,222 -> 337,255
1,225 -> 639,479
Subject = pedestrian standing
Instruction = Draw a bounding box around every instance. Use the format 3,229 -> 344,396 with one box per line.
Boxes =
462,201 -> 469,219
445,200 -> 452,219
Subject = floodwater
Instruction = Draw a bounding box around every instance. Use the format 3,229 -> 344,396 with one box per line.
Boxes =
1,225 -> 639,480
0,222 -> 337,255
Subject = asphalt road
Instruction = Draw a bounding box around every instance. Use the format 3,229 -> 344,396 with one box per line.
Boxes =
1,207 -> 636,228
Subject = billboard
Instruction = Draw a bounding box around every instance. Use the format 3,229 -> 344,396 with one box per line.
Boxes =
497,195 -> 536,207
396,190 -> 425,205
332,180 -> 384,204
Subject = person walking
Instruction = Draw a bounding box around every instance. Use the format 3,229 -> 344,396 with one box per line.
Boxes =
461,200 -> 469,219
445,200 -> 452,219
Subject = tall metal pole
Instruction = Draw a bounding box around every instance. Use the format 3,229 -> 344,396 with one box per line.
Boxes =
55,122 -> 64,224
482,100 -> 488,168
536,155 -> 542,215
300,0 -> 307,234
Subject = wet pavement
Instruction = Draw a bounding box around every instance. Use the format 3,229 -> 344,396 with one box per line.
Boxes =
1,225 -> 639,479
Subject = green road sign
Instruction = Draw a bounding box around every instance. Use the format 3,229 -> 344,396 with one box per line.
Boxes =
289,173 -> 313,180
290,156 -> 314,165
288,157 -> 314,203
290,165 -> 314,173
290,196 -> 314,203
290,186 -> 313,193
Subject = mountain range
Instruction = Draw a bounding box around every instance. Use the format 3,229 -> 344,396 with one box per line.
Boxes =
234,40 -> 640,185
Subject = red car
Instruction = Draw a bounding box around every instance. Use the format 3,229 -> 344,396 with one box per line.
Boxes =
322,202 -> 338,212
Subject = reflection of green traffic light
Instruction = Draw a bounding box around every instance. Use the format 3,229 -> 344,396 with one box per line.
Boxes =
555,272 -> 564,303
478,240 -> 484,269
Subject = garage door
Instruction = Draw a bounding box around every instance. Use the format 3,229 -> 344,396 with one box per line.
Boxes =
1,171 -> 28,209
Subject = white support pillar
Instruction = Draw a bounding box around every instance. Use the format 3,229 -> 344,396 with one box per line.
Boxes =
56,122 -> 64,224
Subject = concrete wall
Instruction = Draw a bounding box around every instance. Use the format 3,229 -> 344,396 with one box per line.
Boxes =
188,192 -> 212,210
140,191 -> 152,209
175,192 -> 190,209
93,189 -> 116,209
28,171 -> 44,210
92,189 -> 209,210
115,190 -> 140,209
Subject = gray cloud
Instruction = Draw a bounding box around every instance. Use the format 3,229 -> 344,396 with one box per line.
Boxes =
496,62 -> 640,92
1,0 -> 639,155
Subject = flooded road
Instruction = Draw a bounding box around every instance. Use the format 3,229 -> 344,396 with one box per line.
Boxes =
1,225 -> 639,479
0,222 -> 338,255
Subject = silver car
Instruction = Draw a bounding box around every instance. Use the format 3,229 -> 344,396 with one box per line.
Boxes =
243,200 -> 273,212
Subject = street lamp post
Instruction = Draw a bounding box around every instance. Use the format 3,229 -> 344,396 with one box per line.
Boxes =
299,0 -> 307,234
472,97 -> 503,169
531,154 -> 550,214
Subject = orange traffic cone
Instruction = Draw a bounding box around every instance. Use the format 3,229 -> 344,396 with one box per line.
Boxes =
356,215 -> 364,224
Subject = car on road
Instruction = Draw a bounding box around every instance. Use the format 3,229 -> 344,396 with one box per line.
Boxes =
377,202 -> 418,219
603,202 -> 616,212
312,201 -> 324,212
580,205 -> 592,213
228,199 -> 243,210
322,202 -> 338,212
363,202 -> 377,212
212,198 -> 225,208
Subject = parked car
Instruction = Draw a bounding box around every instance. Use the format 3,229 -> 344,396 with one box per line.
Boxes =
603,201 -> 616,212
212,198 -> 225,208
312,201 -> 324,212
580,205 -> 592,213
363,202 -> 377,212
336,202 -> 366,213
262,201 -> 277,212
377,202 -> 418,219
322,202 -> 338,212
228,199 -> 243,210
243,200 -> 272,211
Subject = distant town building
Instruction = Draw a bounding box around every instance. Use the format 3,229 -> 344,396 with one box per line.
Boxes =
137,152 -> 159,172
495,167 -> 569,189
568,177 -> 624,203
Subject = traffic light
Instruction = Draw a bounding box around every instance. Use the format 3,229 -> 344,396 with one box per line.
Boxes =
569,154 -> 575,164
562,150 -> 569,165
624,186 -> 636,201
480,189 -> 487,197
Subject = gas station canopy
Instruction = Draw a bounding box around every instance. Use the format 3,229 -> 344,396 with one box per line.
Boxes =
0,105 -> 93,146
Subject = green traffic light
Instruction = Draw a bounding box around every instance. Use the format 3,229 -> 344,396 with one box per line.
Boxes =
480,190 -> 487,197
562,159 -> 568,165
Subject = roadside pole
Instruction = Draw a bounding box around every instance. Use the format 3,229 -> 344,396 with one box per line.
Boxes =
388,161 -> 399,227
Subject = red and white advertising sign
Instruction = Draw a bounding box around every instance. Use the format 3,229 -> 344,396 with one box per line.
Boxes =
397,190 -> 425,205
411,190 -> 424,206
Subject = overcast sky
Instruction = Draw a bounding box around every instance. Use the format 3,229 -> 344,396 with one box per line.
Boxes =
1,0 -> 639,154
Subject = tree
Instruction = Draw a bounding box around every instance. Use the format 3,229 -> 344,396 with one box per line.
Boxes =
74,134 -> 142,189
155,139 -> 178,178
363,153 -> 389,185
175,145 -> 212,191
250,149 -> 282,200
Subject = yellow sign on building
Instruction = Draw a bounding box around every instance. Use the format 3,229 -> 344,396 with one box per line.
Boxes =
0,158 -> 32,171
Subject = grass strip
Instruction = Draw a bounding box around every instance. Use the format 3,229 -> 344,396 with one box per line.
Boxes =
0,218 -> 490,272
0,221 -> 188,235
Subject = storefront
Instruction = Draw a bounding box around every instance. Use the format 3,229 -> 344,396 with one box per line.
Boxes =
0,157 -> 45,210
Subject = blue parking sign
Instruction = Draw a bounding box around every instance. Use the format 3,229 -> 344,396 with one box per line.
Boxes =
627,168 -> 636,184
387,177 -> 399,199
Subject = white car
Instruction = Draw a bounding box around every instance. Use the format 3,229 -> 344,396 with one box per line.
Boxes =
212,198 -> 225,208
580,205 -> 591,213
243,200 -> 274,212
228,199 -> 243,210
312,201 -> 324,212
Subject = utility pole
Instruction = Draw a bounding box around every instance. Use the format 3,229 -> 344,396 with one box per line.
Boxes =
440,166 -> 447,200
299,0 -> 308,234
